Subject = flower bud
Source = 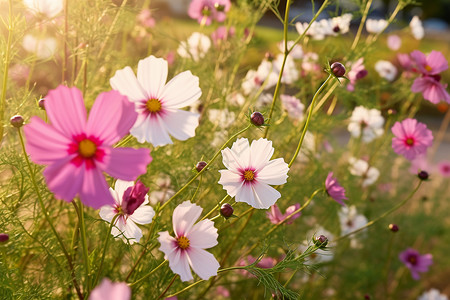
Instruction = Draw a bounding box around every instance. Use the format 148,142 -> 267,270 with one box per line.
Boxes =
122,180 -> 149,215
313,235 -> 328,248
418,171 -> 429,181
389,224 -> 399,232
220,203 -> 234,218
0,233 -> 9,243
264,52 -> 274,62
364,294 -> 371,300
214,2 -> 225,12
250,111 -> 264,126
196,161 -> 207,172
38,98 -> 46,110
330,62 -> 346,77
10,115 -> 24,128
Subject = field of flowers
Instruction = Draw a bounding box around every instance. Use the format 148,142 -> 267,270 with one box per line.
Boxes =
1,0 -> 450,299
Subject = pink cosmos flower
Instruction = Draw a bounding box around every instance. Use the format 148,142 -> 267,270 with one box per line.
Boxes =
266,203 -> 301,225
346,58 -> 368,91
24,86 -> 151,209
158,201 -> 220,282
137,8 -> 156,28
438,160 -> 450,177
110,55 -> 201,147
218,138 -> 289,209
211,26 -> 235,45
387,34 -> 401,51
411,75 -> 450,104
280,94 -> 305,122
188,0 -> 231,26
399,248 -> 433,280
391,118 -> 433,160
397,53 -> 413,71
99,180 -> 155,244
410,50 -> 448,76
325,172 -> 347,206
89,278 -> 131,300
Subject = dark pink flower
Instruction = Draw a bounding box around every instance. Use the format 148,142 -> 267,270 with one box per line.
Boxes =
346,58 -> 367,92
399,248 -> 433,280
122,180 -> 149,215
391,118 -> 433,160
397,53 -> 413,71
211,26 -> 235,45
410,50 -> 448,75
89,278 -> 131,300
438,160 -> 450,177
188,0 -> 231,26
325,172 -> 347,206
266,203 -> 301,225
24,86 -> 152,209
411,75 -> 450,104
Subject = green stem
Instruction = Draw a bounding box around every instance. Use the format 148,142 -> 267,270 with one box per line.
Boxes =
157,274 -> 177,299
351,0 -> 373,50
129,260 -> 167,287
200,195 -> 230,221
77,200 -> 91,295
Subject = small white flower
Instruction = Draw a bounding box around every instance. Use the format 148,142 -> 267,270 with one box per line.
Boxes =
330,13 -> 353,35
23,0 -> 63,18
177,32 -> 211,62
274,54 -> 299,85
349,157 -> 380,187
375,60 -> 398,82
295,21 -> 326,40
208,109 -> 236,128
227,92 -> 245,106
256,93 -> 273,108
241,59 -> 277,95
338,205 -> 368,236
417,288 -> 448,300
280,94 -> 305,122
410,16 -> 425,40
347,106 -> 384,143
22,34 -> 57,59
387,34 -> 402,51
366,19 -> 388,34
302,52 -> 320,72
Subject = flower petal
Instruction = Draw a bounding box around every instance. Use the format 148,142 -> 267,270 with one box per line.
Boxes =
251,182 -> 281,209
171,250 -> 193,282
137,55 -> 168,99
102,147 -> 151,181
122,219 -> 143,244
249,138 -> 274,171
218,169 -> 244,197
172,201 -> 202,237
79,168 -> 114,209
186,247 -> 219,280
113,180 -> 135,202
235,184 -> 255,207
99,205 -> 116,223
256,158 -> 289,185
130,115 -> 173,146
162,109 -> 199,141
158,231 -> 178,260
43,157 -> 84,202
188,219 -> 218,249
129,205 -> 155,225
110,66 -> 147,102
159,71 -> 202,109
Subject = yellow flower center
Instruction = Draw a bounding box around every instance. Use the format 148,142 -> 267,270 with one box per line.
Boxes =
425,65 -> 432,72
177,236 -> 190,250
243,170 -> 255,181
146,98 -> 162,113
78,139 -> 97,158
406,138 -> 414,146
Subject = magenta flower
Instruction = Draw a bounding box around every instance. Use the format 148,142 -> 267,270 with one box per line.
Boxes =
411,75 -> 450,104
266,203 -> 301,225
188,0 -> 231,26
391,118 -> 433,160
211,26 -> 235,45
346,58 -> 368,91
410,50 -> 448,75
24,86 -> 151,209
325,172 -> 348,206
438,160 -> 450,177
399,248 -> 433,280
89,278 -> 131,300
158,201 -> 220,281
397,53 -> 413,71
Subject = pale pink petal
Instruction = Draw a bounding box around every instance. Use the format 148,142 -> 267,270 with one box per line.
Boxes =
256,158 -> 289,185
159,71 -> 201,109
221,147 -> 245,173
410,50 -> 427,72
45,86 -> 86,137
130,115 -> 173,146
427,51 -> 448,74
99,205 -> 117,223
221,138 -> 250,171
186,247 -> 220,280
411,77 -> 427,93
24,116 -> 73,164
79,168 -> 114,209
251,182 -> 281,209
235,184 -> 255,207
188,219 -> 218,249
157,231 -> 178,259
86,90 -> 137,145
170,250 -> 193,282
129,206 -> 155,225
137,55 -> 168,99
102,147 -> 151,181
43,157 -> 84,202
122,219 -> 143,244
110,66 -> 147,102
391,121 -> 406,139
161,109 -> 199,141
90,278 -> 131,300
218,169 -> 244,197
249,138 -> 274,171
172,201 -> 202,237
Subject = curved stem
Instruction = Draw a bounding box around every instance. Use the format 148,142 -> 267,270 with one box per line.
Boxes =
157,274 -> 177,299
200,195 -> 230,221
129,260 -> 167,287
350,0 -> 373,50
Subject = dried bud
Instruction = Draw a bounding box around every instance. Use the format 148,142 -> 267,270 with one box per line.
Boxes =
10,115 -> 24,128
38,98 -> 46,110
122,180 -> 149,215
418,171 -> 429,181
250,111 -> 264,126
196,161 -> 207,172
0,233 -> 9,243
220,203 -> 234,218
330,62 -> 346,77
313,235 -> 328,248
388,224 -> 399,232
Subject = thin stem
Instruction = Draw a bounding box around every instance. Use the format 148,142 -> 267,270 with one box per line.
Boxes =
129,260 -> 167,287
77,200 -> 91,295
350,0 -> 373,50
114,134 -> 133,148
200,195 -> 230,221
191,174 -> 203,201
17,128 -> 83,299
157,274 -> 177,299
288,75 -> 333,168
62,0 -> 68,83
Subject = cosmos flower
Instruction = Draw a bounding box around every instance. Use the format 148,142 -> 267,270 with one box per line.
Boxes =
366,19 -> 388,34
158,201 -> 220,282
24,85 -> 151,209
375,60 -> 398,82
137,8 -> 156,28
411,76 -> 450,104
417,288 -> 449,300
218,138 -> 289,209
410,16 -> 425,40
325,172 -> 347,206
89,278 -> 131,300
410,50 -> 448,76
346,58 -> 367,91
338,205 -> 367,236
399,248 -> 433,280
295,21 -> 326,40
211,26 -> 235,45
23,0 -> 63,18
110,55 -> 201,147
273,54 -> 299,85
177,32 -> 211,61
188,0 -> 231,26
438,161 -> 450,177
22,34 -> 57,60
280,94 -> 305,122
99,180 -> 155,244
391,118 -> 434,160
348,157 -> 380,187
241,59 -> 277,95
329,13 -> 353,35
266,203 -> 301,225
387,35 -> 402,51
347,106 -> 385,143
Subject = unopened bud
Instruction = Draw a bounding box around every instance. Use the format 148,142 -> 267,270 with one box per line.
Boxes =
313,235 -> 328,248
330,62 -> 346,77
10,115 -> 24,128
264,52 -> 274,62
220,203 -> 234,218
0,233 -> 9,243
38,98 -> 45,110
196,161 -> 207,172
388,224 -> 399,232
418,171 -> 429,181
250,111 -> 264,126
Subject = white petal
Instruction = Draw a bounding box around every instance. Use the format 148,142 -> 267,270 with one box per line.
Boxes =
251,182 -> 281,209
249,138 -> 274,171
230,138 -> 251,166
130,205 -> 155,225
235,184 -> 255,207
158,231 -> 177,259
256,158 -> 289,185
122,219 -> 143,244
161,109 -> 199,141
114,180 -> 135,202
160,71 -> 202,109
218,169 -> 244,197
186,247 -> 219,280
172,201 -> 202,237
99,205 -> 116,223
110,66 -> 147,102
137,55 -> 168,99
171,250 -> 193,282
130,115 -> 173,146
188,219 -> 218,249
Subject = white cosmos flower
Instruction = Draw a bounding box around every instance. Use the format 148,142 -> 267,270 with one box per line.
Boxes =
349,157 -> 380,187
218,138 -> 289,209
330,13 -> 352,35
410,16 -> 425,40
347,106 -> 384,143
338,205 -> 368,236
280,94 -> 305,122
110,55 -> 201,147
417,289 -> 448,300
22,34 -> 57,59
295,21 -> 326,40
274,54 -> 299,85
241,59 -> 277,95
366,19 -> 388,34
99,180 -> 155,245
158,201 -> 220,282
375,60 -> 398,82
300,226 -> 335,264
23,0 -> 63,18
177,32 -> 211,62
